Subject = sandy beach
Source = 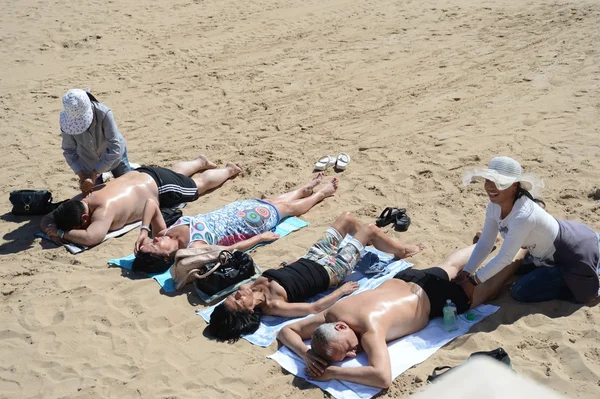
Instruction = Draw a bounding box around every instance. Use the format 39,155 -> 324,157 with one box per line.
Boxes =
1,0 -> 599,397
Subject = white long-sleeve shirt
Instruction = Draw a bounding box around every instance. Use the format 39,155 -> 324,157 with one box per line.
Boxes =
463,196 -> 560,282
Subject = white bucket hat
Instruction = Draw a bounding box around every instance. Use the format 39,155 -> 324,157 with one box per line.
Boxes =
59,89 -> 93,135
463,156 -> 544,197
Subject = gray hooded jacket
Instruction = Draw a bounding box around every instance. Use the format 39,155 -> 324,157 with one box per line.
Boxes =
61,102 -> 126,174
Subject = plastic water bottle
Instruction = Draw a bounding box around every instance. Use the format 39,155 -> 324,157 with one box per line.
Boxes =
443,299 -> 458,332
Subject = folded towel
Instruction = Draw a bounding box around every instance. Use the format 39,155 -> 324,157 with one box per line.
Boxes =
268,304 -> 500,399
198,245 -> 411,347
37,221 -> 142,254
108,216 -> 309,293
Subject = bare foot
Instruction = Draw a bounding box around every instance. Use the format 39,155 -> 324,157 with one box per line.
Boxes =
197,154 -> 217,170
226,162 -> 243,177
400,242 -> 425,259
305,172 -> 324,191
310,172 -> 324,186
295,172 -> 325,198
317,177 -> 339,198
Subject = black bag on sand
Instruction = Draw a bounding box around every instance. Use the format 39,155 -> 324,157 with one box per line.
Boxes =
427,347 -> 511,383
9,190 -> 54,215
195,250 -> 256,296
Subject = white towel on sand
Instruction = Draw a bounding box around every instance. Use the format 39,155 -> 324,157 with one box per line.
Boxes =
268,304 -> 500,399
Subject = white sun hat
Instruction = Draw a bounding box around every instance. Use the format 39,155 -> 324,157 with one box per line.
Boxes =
463,156 -> 544,197
59,89 -> 93,135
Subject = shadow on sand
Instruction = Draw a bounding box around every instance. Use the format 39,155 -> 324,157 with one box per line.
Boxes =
0,212 -> 55,255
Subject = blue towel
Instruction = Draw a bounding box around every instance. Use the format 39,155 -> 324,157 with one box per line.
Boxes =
197,245 -> 412,347
107,217 -> 309,293
108,253 -> 178,292
248,216 -> 308,251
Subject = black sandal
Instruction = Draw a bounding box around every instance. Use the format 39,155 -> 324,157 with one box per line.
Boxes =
393,213 -> 411,232
376,207 -> 406,228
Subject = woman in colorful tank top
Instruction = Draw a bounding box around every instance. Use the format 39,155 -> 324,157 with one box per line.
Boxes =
132,175 -> 340,272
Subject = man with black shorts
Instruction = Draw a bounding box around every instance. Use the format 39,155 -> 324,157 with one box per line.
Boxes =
277,243 -> 527,389
40,155 -> 242,247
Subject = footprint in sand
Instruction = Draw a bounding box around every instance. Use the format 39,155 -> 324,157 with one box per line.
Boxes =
522,114 -> 539,126
52,310 -> 65,325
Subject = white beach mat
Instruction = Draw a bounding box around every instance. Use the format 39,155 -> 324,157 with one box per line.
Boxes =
268,304 -> 500,399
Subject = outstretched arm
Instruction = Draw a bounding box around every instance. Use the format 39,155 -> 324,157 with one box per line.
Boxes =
469,248 -> 529,307
462,205 -> 499,275
310,331 -> 392,389
474,218 -> 533,283
268,282 -> 360,317
61,132 -> 84,175
222,232 -> 280,252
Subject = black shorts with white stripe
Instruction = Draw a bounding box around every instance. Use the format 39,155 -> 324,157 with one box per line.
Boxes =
137,166 -> 199,208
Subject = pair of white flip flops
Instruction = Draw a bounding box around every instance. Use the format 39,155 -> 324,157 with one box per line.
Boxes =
314,153 -> 350,171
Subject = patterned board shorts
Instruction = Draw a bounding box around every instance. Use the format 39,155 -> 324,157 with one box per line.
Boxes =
301,227 -> 365,287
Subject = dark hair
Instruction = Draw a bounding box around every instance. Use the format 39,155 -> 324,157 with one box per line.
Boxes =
132,250 -> 174,274
53,200 -> 86,230
514,183 -> 546,209
208,303 -> 261,342
85,92 -> 100,103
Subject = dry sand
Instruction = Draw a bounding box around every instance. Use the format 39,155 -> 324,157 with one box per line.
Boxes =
1,0 -> 599,397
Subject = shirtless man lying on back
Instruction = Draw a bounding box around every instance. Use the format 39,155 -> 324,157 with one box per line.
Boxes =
277,242 -> 527,389
40,155 -> 241,247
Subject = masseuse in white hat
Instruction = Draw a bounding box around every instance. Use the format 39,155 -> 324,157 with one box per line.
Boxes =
60,89 -> 131,195
456,156 -> 599,304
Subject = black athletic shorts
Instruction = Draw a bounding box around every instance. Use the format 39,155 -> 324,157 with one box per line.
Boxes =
137,166 -> 199,208
394,267 -> 470,319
